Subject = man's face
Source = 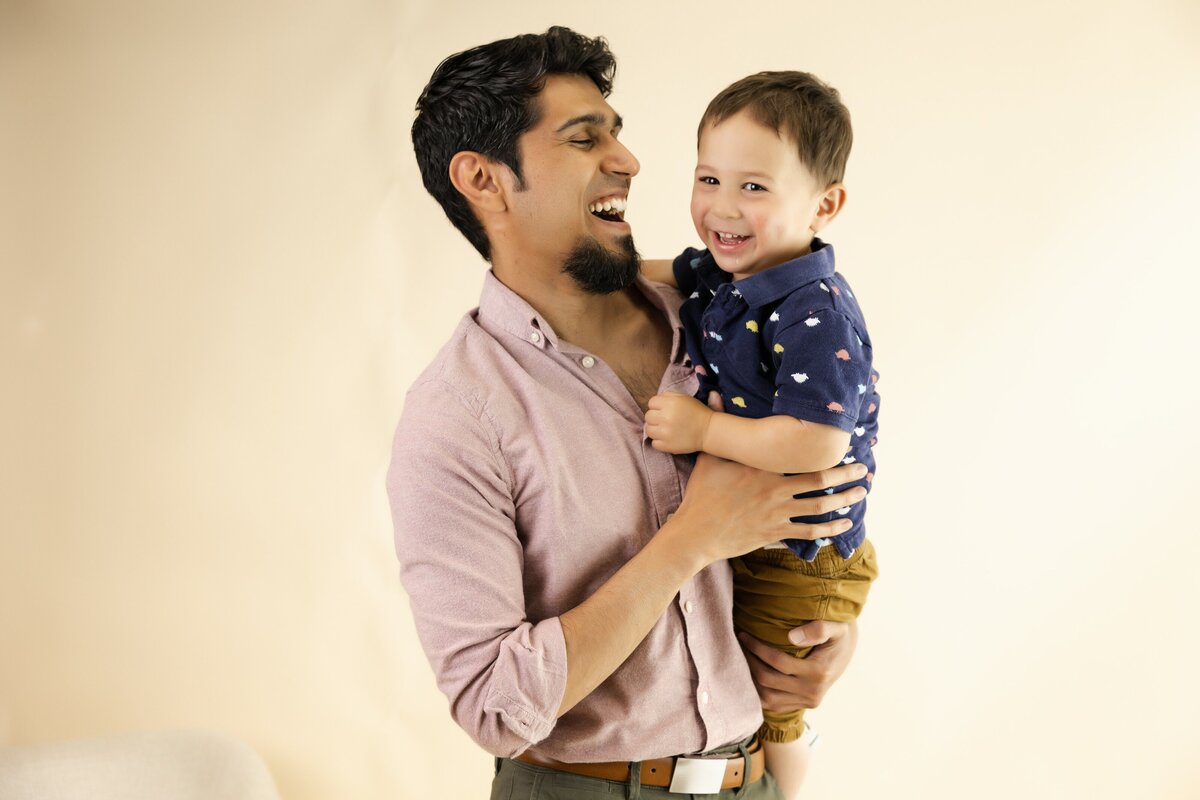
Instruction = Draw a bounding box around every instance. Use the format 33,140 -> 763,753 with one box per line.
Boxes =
690,110 -> 828,279
506,74 -> 641,293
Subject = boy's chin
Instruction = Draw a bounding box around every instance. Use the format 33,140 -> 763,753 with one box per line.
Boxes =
710,252 -> 761,277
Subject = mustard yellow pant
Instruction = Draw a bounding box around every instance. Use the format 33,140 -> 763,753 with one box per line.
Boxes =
731,538 -> 878,743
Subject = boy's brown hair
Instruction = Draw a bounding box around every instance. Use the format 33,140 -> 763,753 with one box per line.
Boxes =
699,71 -> 852,186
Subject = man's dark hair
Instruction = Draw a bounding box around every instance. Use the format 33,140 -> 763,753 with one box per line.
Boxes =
412,27 -> 617,260
699,71 -> 853,187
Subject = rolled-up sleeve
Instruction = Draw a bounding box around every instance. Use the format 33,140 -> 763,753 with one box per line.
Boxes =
387,377 -> 567,756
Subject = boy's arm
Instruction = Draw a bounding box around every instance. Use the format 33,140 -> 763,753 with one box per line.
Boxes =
645,393 -> 850,474
705,409 -> 850,474
640,258 -> 677,287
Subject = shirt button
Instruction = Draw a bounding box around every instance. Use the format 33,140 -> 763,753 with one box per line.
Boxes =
700,691 -> 710,705
581,355 -> 595,368
530,331 -> 542,344
684,600 -> 694,614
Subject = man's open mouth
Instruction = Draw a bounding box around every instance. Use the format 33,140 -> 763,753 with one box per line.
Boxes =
588,195 -> 627,222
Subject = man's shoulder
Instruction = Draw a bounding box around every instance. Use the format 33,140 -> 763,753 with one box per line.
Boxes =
405,309 -> 503,418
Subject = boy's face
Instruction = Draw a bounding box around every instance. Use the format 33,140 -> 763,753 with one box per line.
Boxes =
691,110 -> 833,279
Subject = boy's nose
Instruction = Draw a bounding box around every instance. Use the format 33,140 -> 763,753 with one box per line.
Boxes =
712,195 -> 741,220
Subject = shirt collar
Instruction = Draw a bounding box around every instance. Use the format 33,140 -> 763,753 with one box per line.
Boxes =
477,270 -> 687,356
699,238 -> 837,309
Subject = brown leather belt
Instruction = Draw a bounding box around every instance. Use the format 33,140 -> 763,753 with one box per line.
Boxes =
515,737 -> 764,792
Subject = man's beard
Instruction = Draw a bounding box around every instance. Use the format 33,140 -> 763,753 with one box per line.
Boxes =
561,234 -> 641,295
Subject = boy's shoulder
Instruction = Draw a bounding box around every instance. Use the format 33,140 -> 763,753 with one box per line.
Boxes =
774,270 -> 864,319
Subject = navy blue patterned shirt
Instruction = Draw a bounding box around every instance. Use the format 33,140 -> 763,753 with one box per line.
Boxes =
672,238 -> 880,561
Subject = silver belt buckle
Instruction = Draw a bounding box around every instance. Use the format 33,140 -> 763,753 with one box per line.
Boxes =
668,756 -> 726,794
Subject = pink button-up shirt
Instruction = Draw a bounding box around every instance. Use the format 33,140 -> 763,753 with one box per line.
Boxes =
388,272 -> 762,761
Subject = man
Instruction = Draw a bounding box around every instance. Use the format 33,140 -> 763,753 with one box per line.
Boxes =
389,27 -> 867,799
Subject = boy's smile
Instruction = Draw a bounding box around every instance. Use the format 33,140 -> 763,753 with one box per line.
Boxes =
691,109 -> 840,279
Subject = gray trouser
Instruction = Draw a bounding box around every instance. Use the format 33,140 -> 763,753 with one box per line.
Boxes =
490,748 -> 782,800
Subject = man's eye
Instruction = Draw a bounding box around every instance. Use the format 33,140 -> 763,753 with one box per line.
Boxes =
698,176 -> 718,185
743,182 -> 765,192
571,138 -> 595,148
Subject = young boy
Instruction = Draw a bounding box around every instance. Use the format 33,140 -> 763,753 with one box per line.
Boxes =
642,71 -> 880,798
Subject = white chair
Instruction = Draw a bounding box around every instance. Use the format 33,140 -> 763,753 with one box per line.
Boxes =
0,730 -> 281,800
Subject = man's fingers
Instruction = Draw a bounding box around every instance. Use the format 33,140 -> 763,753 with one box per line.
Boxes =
788,619 -> 839,648
787,485 -> 866,516
780,519 -> 853,541
742,646 -> 819,711
786,464 -> 868,494
757,686 -> 808,714
739,633 -> 801,676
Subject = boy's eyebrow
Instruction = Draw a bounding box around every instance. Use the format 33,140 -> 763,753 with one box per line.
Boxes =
555,112 -> 623,133
694,163 -> 772,180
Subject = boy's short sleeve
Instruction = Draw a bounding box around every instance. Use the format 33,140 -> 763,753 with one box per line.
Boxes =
672,247 -> 705,297
771,309 -> 873,433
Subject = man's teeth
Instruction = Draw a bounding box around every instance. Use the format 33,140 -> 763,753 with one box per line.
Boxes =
588,197 -> 627,216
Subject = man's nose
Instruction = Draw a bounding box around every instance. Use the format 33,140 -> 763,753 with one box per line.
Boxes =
605,138 -> 640,178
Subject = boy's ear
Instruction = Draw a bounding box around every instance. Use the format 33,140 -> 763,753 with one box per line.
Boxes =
448,151 -> 510,214
810,183 -> 847,233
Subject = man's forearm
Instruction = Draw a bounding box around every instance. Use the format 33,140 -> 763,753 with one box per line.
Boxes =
554,456 -> 867,717
556,519 -> 704,716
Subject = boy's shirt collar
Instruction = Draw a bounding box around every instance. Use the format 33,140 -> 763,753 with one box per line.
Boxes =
696,237 -> 836,309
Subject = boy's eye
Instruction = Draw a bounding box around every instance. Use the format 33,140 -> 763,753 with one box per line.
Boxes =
743,182 -> 766,192
698,176 -> 719,185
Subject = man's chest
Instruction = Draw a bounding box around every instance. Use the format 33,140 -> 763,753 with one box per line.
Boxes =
591,321 -> 674,414
610,359 -> 669,414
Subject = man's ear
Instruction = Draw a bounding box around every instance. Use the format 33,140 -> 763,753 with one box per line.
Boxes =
810,183 -> 847,233
448,151 -> 509,214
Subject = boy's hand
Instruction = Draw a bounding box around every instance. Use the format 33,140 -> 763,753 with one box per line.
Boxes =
645,393 -> 714,454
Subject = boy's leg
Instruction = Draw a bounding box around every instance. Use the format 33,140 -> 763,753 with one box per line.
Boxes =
731,539 -> 878,799
761,739 -> 811,800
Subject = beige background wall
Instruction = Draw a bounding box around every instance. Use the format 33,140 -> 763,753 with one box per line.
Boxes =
2,1 -> 1198,798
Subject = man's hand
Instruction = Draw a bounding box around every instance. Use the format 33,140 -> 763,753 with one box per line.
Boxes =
739,620 -> 858,713
645,392 -> 714,454
667,456 -> 866,566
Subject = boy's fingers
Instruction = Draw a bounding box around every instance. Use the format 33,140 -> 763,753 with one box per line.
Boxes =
706,391 -> 724,412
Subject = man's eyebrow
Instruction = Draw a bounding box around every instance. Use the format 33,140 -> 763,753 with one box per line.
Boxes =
555,112 -> 623,133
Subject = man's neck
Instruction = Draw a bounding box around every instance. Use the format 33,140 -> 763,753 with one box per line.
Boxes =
491,259 -> 643,353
